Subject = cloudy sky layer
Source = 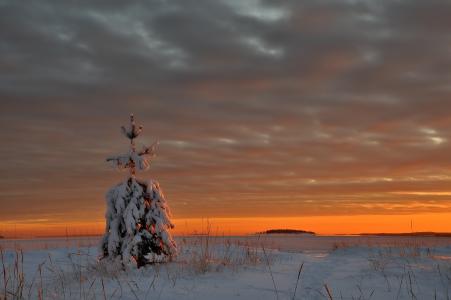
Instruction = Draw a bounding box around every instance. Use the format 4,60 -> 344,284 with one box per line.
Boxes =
1,0 -> 451,225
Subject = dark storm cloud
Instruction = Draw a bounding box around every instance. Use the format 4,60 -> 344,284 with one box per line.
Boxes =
1,0 -> 451,222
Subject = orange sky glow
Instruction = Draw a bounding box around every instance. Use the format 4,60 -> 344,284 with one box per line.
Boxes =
2,1 -> 451,239
2,213 -> 451,238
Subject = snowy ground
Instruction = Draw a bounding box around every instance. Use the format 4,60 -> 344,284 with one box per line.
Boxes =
1,235 -> 451,299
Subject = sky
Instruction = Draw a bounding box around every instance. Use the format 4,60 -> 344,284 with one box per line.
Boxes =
1,0 -> 451,236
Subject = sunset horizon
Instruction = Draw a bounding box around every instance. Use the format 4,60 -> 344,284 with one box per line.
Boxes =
2,213 -> 451,238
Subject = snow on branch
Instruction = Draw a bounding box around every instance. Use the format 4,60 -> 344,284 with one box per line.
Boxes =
121,114 -> 143,140
106,153 -> 131,170
106,141 -> 158,171
138,140 -> 159,157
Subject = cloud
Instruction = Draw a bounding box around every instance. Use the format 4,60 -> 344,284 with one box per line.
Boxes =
1,0 -> 451,222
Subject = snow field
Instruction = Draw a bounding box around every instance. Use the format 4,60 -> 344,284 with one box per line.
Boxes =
1,235 -> 451,299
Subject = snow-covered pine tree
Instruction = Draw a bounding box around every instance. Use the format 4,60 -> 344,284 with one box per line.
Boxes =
100,114 -> 176,267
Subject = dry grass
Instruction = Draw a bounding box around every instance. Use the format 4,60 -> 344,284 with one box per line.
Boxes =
0,234 -> 272,299
364,244 -> 451,300
174,231 -> 267,275
2,237 -> 450,300
1,247 -> 25,300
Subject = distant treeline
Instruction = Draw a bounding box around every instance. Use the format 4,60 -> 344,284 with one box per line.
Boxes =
360,232 -> 451,237
258,229 -> 316,235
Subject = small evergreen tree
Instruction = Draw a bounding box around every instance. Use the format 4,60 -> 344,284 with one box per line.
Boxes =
100,114 -> 176,267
